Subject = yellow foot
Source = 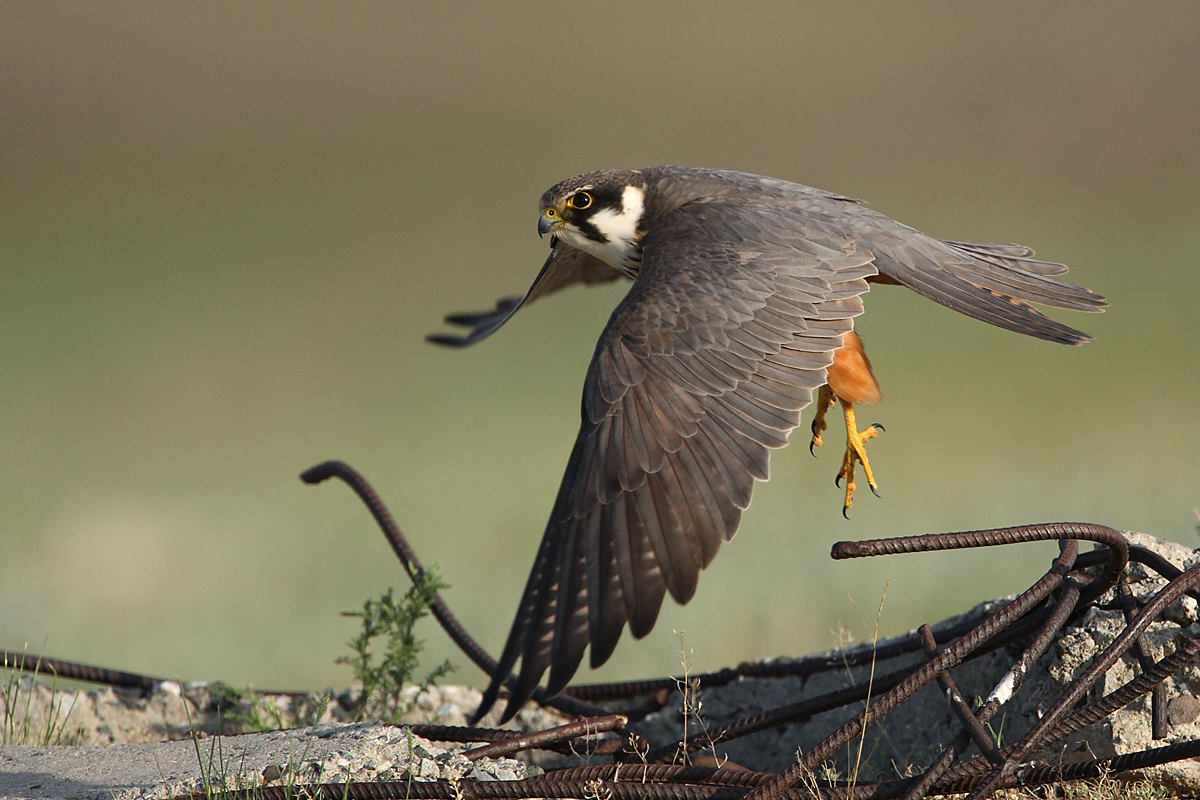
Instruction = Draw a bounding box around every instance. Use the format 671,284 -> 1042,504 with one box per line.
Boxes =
834,401 -> 884,518
809,385 -> 836,456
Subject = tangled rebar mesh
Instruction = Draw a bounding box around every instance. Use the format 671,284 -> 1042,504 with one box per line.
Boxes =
9,459 -> 1200,800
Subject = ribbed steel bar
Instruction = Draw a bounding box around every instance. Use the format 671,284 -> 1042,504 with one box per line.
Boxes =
965,559 -> 1200,800
165,733 -> 1200,800
1,650 -> 162,691
566,610 -> 988,702
462,714 -> 626,761
899,576 -> 1084,800
917,624 -> 1002,765
832,523 -> 1127,600
1117,582 -> 1169,739
929,632 -> 1200,791
744,539 -> 1079,800
542,763 -> 771,787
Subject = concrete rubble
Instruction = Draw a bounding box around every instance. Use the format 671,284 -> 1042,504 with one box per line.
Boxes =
3,531 -> 1199,798
634,532 -> 1200,793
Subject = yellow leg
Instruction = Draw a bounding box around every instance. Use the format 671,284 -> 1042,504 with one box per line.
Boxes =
809,385 -> 836,456
835,400 -> 883,518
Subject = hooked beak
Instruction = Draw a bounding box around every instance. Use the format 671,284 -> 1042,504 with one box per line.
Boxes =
538,211 -> 562,238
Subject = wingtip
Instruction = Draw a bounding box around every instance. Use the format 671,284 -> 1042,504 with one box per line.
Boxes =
470,680 -> 504,726
1061,328 -> 1094,346
497,699 -> 522,725
426,332 -> 470,347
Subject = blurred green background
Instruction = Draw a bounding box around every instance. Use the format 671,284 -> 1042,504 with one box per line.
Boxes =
2,3 -> 1198,694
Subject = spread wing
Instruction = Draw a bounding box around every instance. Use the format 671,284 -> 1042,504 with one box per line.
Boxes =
427,242 -> 625,347
833,207 -> 1106,345
474,200 -> 877,723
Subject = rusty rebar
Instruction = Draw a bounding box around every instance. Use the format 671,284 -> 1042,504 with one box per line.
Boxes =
926,632 -> 1200,793
899,575 -> 1085,800
542,763 -> 771,787
566,610 -> 991,703
167,733 -> 1200,800
25,507 -> 1198,800
1,649 -> 162,691
638,581 -> 1077,764
917,624 -> 1002,765
832,523 -> 1128,599
1117,582 -> 1169,739
744,539 -> 1079,800
965,559 -> 1200,800
462,713 -> 626,760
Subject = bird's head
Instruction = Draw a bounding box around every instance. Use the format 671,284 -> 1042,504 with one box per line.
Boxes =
538,170 -> 648,276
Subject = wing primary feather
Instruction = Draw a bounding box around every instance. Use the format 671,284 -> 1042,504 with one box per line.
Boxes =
547,517 -> 590,695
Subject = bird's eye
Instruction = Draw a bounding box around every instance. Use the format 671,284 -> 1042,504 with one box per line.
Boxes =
570,192 -> 592,210
545,208 -> 557,217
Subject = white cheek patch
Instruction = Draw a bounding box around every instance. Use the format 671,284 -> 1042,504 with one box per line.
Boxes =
590,186 -> 645,251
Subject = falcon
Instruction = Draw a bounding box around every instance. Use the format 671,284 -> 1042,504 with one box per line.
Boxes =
428,166 -> 1104,723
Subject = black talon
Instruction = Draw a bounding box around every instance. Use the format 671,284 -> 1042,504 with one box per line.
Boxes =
869,483 -> 881,499
835,473 -> 843,487
809,440 -> 818,457
870,423 -> 885,433
842,505 -> 851,520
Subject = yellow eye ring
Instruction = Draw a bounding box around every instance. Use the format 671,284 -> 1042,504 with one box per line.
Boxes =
570,192 -> 592,210
545,208 -> 557,218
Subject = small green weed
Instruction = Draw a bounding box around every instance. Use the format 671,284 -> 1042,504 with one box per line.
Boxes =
209,683 -> 332,734
2,647 -> 81,746
336,566 -> 455,722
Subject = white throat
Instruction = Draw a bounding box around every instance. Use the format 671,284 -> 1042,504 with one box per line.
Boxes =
561,185 -> 645,277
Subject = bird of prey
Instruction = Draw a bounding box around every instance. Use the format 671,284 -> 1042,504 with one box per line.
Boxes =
428,166 -> 1104,723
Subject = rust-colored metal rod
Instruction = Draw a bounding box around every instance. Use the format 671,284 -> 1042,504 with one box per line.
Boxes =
1050,633 -> 1200,743
966,560 -> 1200,800
301,460 -> 494,670
917,625 -> 1002,764
576,544 -> 1120,706
832,522 -> 1128,600
167,733 -> 1200,800
1117,583 -> 1169,739
2,649 -> 162,691
745,539 -> 1078,800
900,575 -> 1083,800
640,585 -> 1070,764
935,631 -> 1200,790
406,723 -> 605,755
0,649 -> 324,699
565,609 -> 990,702
462,713 -> 626,761
541,763 -> 770,787
301,460 -> 607,720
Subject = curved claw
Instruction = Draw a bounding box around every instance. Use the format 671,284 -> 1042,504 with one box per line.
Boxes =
869,484 -> 881,499
835,474 -> 843,488
870,423 -> 886,433
810,441 -> 818,457
842,505 -> 851,520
